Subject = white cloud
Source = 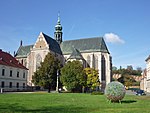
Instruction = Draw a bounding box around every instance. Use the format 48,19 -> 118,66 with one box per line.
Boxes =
104,33 -> 125,44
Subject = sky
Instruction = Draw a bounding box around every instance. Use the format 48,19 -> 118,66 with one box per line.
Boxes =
0,0 -> 150,70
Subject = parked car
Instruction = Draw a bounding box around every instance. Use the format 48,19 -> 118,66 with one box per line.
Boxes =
136,90 -> 146,96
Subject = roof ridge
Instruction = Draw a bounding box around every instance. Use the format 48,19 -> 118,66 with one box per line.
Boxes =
21,44 -> 34,47
63,37 -> 103,42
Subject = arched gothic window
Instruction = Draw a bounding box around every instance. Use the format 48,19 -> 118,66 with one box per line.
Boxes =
95,55 -> 98,70
101,55 -> 106,81
87,55 -> 91,67
36,54 -> 42,70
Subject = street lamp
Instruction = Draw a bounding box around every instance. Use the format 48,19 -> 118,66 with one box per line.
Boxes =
56,70 -> 59,93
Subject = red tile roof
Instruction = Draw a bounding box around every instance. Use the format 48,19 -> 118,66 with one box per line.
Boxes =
0,50 -> 28,70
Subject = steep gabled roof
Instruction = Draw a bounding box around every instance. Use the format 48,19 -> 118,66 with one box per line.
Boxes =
15,32 -> 62,58
15,45 -> 33,58
68,47 -> 83,60
60,37 -> 109,54
42,33 -> 62,55
0,50 -> 28,70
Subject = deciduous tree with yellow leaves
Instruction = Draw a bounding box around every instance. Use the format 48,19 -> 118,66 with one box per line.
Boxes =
84,68 -> 100,90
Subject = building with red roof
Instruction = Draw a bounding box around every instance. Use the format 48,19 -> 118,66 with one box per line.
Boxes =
0,49 -> 28,92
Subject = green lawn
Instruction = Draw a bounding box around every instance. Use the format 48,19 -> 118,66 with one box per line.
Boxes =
0,93 -> 150,113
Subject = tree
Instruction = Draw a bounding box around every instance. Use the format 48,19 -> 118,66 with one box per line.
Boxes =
112,67 -> 142,76
60,61 -> 86,92
84,68 -> 99,91
136,67 -> 142,74
112,66 -> 117,71
127,65 -> 133,70
32,52 -> 60,93
118,74 -> 136,88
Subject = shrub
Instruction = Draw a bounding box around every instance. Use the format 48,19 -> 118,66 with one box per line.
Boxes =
105,81 -> 126,102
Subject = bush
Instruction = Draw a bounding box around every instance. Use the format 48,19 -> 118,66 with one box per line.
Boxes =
105,81 -> 126,102
91,91 -> 104,95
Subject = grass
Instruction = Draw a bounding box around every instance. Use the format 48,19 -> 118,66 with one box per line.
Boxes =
0,92 -> 150,113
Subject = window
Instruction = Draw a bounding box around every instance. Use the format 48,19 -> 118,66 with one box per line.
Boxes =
10,70 -> 12,77
16,83 -> 19,88
17,71 -> 19,77
1,81 -> 4,88
87,55 -> 91,67
2,69 -> 5,76
101,55 -> 106,81
9,82 -> 12,88
23,83 -> 25,88
95,55 -> 98,70
36,54 -> 42,70
21,59 -> 23,64
23,72 -> 25,78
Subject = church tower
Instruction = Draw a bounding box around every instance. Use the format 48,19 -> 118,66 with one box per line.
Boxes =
54,14 -> 63,44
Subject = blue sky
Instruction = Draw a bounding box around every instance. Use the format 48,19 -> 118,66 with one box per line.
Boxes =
0,0 -> 150,69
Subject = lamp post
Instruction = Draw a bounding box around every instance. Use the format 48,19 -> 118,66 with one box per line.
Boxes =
56,70 -> 59,93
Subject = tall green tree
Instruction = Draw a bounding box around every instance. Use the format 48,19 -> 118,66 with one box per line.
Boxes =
32,52 -> 60,93
84,68 -> 99,90
60,61 -> 86,92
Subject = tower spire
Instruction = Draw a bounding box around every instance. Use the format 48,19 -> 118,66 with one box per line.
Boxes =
57,12 -> 60,23
54,12 -> 63,44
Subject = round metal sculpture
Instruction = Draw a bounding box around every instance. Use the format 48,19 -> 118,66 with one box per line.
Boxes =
105,81 -> 126,102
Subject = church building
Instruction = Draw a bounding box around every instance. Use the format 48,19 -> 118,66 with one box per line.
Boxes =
15,16 -> 112,88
